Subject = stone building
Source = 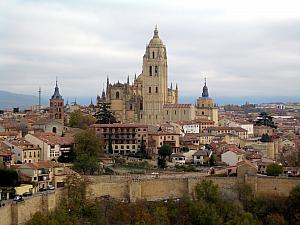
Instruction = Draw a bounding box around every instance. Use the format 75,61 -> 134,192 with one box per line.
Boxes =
102,27 -> 218,125
195,79 -> 219,125
49,80 -> 64,124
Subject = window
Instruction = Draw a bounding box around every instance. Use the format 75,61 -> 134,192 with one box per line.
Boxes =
126,145 -> 130,149
156,87 -> 158,93
202,111 -> 204,115
149,66 -> 152,76
149,87 -> 151,93
155,66 -> 158,76
115,145 -> 118,149
116,91 -> 120,99
121,145 -> 124,149
130,104 -> 133,110
152,51 -> 155,58
167,110 -> 168,115
140,102 -> 143,110
175,110 -> 176,115
184,110 -> 186,115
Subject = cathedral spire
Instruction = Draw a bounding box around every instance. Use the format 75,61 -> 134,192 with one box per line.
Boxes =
127,75 -> 130,84
202,78 -> 209,98
154,25 -> 159,37
171,82 -> 173,90
134,73 -> 137,81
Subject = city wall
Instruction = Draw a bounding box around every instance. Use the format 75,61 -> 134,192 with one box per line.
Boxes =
2,175 -> 300,225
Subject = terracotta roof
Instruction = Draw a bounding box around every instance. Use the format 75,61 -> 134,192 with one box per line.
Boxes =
31,133 -> 74,145
25,161 -> 61,169
193,150 -> 212,156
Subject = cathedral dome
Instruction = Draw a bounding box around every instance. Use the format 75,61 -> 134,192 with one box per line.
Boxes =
149,26 -> 163,46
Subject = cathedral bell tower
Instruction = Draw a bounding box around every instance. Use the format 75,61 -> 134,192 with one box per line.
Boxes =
141,26 -> 168,124
49,79 -> 64,124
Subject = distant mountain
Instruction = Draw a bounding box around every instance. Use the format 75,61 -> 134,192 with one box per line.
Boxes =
0,90 -> 40,110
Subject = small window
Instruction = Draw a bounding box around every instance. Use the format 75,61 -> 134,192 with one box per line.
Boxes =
149,66 -> 152,76
202,111 -> 204,115
156,87 -> 158,93
152,51 -> 155,59
155,66 -> 158,76
116,91 -> 120,99
149,87 -> 151,93
175,110 -> 176,115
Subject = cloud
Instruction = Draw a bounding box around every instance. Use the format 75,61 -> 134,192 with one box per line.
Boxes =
0,0 -> 299,101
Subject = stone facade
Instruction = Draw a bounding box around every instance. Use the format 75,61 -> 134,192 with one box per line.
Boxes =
103,27 -> 218,125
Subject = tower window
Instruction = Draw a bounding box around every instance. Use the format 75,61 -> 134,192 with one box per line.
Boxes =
149,66 -> 152,76
149,87 -> 151,93
155,66 -> 158,76
152,51 -> 155,59
116,91 -> 120,99
175,110 -> 176,115
140,102 -> 143,110
130,104 -> 133,110
202,111 -> 204,115
156,87 -> 158,93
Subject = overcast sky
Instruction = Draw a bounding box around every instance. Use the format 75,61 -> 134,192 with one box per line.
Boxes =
0,0 -> 299,100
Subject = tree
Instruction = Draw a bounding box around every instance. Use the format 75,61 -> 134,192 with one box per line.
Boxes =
94,101 -> 117,124
107,133 -> 113,154
266,163 -> 283,176
288,185 -> 300,224
69,110 -> 95,129
158,144 -> 172,159
0,168 -> 20,187
195,180 -> 220,203
261,133 -> 271,142
209,153 -> 217,166
256,112 -> 277,129
137,136 -> 148,158
74,130 -> 103,175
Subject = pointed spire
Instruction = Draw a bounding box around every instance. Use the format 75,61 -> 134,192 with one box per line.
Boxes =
176,83 -> 178,90
66,98 -> 69,105
74,97 -> 77,105
170,82 -> 173,90
102,87 -> 105,98
51,77 -> 62,100
106,75 -> 109,87
154,25 -> 159,37
134,73 -> 137,81
127,75 -> 130,84
202,77 -> 209,98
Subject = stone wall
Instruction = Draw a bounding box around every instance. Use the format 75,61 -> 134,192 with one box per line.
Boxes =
2,174 -> 300,225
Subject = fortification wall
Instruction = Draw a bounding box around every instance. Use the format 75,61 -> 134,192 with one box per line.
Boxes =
3,175 -> 300,225
257,177 -> 300,197
0,203 -> 12,225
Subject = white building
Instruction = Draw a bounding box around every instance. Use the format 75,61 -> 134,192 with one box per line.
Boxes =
221,149 -> 245,166
25,133 -> 73,161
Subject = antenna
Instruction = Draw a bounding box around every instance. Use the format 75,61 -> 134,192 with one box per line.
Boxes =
38,87 -> 41,112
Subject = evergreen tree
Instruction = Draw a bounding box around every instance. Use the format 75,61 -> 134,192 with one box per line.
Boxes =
94,101 -> 117,124
256,112 -> 277,129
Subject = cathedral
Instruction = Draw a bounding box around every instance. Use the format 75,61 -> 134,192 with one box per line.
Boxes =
99,27 -> 218,125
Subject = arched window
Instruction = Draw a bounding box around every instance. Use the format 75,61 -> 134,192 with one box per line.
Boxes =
116,91 -> 120,99
149,66 -> 152,76
149,87 -> 151,93
130,104 -> 133,110
155,66 -> 158,76
52,127 -> 57,133
156,87 -> 158,93
202,111 -> 204,115
152,51 -> 155,59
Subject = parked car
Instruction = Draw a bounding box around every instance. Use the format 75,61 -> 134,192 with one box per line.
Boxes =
22,192 -> 33,197
39,187 -> 47,192
13,195 -> 24,202
47,185 -> 55,190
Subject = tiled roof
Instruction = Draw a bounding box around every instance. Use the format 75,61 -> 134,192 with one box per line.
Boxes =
25,161 -> 61,169
31,133 -> 74,145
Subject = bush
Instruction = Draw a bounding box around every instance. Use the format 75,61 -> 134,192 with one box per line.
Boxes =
266,164 -> 283,176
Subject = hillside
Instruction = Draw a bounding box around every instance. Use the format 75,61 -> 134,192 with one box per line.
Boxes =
0,90 -> 38,110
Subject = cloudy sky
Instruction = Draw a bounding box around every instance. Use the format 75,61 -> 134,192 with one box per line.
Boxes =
0,0 -> 299,101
